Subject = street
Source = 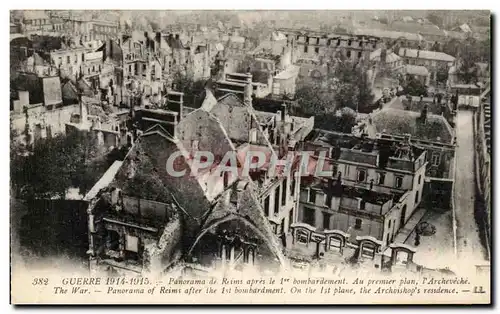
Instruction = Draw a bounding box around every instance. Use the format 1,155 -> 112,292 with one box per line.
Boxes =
454,110 -> 488,265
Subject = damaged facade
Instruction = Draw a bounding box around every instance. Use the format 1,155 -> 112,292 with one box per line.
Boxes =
84,77 -> 314,275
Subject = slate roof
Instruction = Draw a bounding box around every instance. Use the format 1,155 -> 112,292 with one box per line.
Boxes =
398,48 -> 455,62
371,108 -> 453,144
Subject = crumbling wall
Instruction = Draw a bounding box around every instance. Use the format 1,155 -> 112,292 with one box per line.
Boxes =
176,108 -> 236,159
143,213 -> 182,274
210,95 -> 251,143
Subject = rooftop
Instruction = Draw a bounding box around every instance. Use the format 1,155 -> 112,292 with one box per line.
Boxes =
389,96 -> 450,116
354,28 -> 423,41
371,108 -> 453,144
405,64 -> 430,76
398,48 -> 455,62
310,129 -> 425,163
369,48 -> 402,63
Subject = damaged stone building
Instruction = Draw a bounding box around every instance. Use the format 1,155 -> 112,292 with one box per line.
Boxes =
296,130 -> 427,252
357,97 -> 456,211
85,77 -> 314,275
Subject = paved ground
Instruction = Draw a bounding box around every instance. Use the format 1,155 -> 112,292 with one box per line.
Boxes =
404,210 -> 454,270
454,110 -> 488,266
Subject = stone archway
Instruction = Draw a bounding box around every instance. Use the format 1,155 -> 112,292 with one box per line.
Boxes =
290,222 -> 316,248
389,243 -> 417,267
356,235 -> 383,261
324,230 -> 350,254
187,214 -> 286,267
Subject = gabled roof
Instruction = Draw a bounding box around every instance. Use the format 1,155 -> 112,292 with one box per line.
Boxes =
61,80 -> 78,105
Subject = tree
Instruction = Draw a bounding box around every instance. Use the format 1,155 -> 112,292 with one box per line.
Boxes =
430,41 -> 441,52
333,83 -> 359,112
436,65 -> 449,85
332,59 -> 374,113
10,132 -> 101,200
403,76 -> 427,97
294,80 -> 336,117
456,38 -> 480,84
171,71 -> 207,107
426,12 -> 444,28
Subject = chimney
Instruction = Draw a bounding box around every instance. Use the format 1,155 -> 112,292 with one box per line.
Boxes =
223,171 -> 229,188
156,32 -> 162,46
420,104 -> 428,124
380,47 -> 387,64
326,178 -> 333,208
78,91 -> 88,124
281,103 -> 287,121
244,72 -> 252,106
249,128 -> 257,143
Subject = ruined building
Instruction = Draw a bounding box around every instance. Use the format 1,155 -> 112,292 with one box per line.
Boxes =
84,77 -> 314,276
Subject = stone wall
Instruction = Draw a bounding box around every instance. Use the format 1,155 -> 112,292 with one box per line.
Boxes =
474,103 -> 491,258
